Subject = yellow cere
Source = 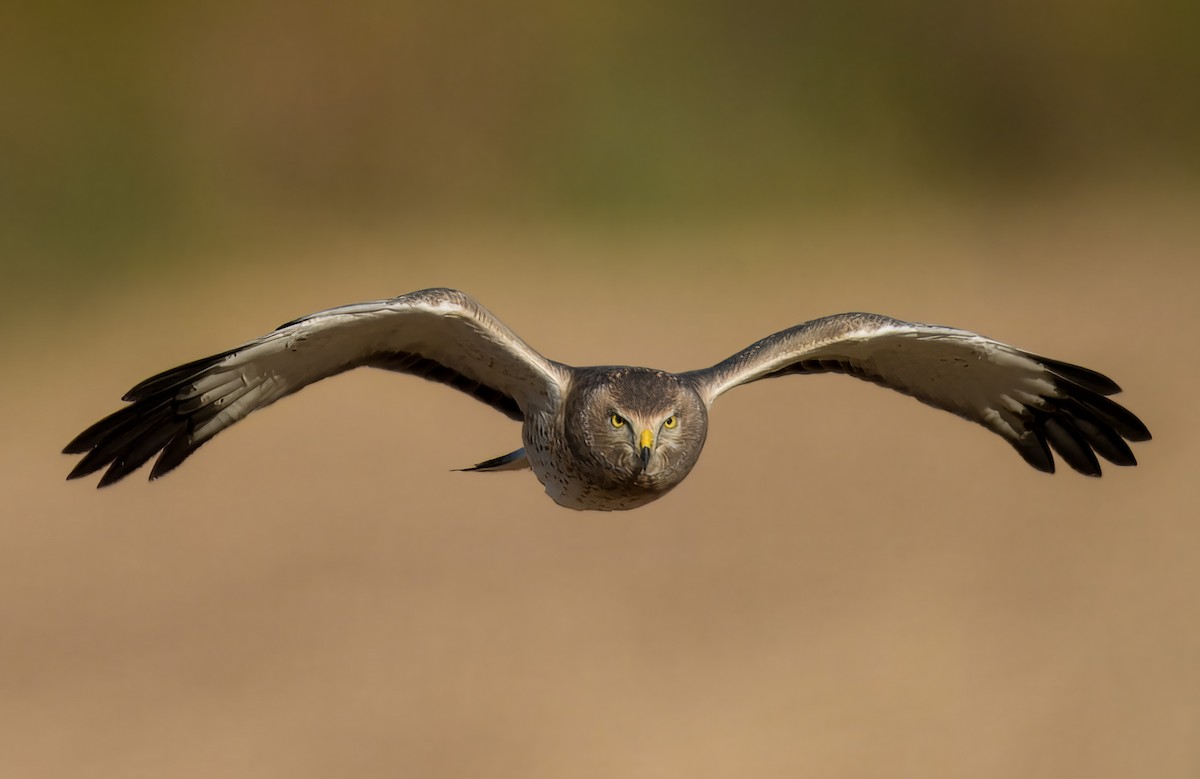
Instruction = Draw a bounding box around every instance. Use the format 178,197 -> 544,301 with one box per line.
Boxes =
640,429 -> 654,449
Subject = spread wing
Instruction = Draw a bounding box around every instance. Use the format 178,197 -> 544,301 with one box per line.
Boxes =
683,312 -> 1151,475
64,288 -> 567,487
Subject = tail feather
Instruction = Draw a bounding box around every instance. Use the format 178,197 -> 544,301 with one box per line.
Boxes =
457,448 -> 529,472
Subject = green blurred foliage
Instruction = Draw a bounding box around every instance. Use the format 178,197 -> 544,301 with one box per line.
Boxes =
2,0 -> 1197,284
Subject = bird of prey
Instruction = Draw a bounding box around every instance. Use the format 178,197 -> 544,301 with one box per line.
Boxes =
64,288 -> 1150,510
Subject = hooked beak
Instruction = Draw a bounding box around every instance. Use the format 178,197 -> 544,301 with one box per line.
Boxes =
639,429 -> 654,469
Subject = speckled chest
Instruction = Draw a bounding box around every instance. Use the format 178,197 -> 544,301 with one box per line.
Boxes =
521,410 -> 665,511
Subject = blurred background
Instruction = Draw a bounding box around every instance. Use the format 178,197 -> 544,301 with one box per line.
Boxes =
3,1 -> 1198,777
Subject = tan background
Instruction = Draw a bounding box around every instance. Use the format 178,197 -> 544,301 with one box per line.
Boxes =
3,2 -> 1199,777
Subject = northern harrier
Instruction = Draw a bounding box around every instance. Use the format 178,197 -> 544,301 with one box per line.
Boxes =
64,288 -> 1151,510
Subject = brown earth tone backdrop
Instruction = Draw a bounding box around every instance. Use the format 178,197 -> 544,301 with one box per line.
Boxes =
3,0 -> 1199,775
3,200 -> 1198,778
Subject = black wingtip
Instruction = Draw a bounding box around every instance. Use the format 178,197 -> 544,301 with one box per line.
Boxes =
120,349 -> 236,402
96,465 -> 127,489
1041,415 -> 1103,476
1051,398 -> 1140,467
1068,384 -> 1152,443
63,410 -> 128,455
1009,427 -> 1055,474
65,461 -> 97,481
1126,420 -> 1153,443
1037,356 -> 1123,396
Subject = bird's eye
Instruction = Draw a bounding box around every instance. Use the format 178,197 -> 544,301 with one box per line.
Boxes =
663,415 -> 678,429
610,414 -> 625,428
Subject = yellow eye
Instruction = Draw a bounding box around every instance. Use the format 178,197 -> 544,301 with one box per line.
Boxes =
663,415 -> 678,429
610,414 -> 625,428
